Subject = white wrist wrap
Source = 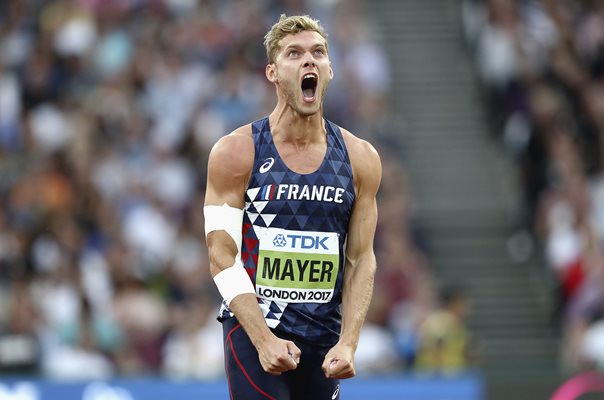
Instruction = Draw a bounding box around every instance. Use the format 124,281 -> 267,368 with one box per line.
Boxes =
213,260 -> 256,306
204,203 -> 255,305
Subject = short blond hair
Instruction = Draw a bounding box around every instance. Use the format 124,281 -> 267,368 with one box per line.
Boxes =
263,14 -> 328,64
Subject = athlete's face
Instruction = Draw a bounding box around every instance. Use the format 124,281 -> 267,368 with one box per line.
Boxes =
266,31 -> 333,116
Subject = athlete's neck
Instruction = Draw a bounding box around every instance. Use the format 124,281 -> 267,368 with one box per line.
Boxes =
269,106 -> 326,146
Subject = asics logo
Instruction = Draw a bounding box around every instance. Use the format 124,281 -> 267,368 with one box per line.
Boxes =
259,158 -> 274,173
332,384 -> 340,399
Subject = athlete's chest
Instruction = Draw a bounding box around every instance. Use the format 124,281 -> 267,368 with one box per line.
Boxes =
247,119 -> 356,226
245,151 -> 355,231
273,141 -> 326,175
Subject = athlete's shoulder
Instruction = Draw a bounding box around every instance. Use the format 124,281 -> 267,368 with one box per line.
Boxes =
338,126 -> 382,192
211,123 -> 254,154
338,127 -> 381,172
208,123 -> 255,180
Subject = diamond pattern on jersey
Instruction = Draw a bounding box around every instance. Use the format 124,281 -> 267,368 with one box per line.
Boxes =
260,214 -> 277,226
241,223 -> 259,278
253,201 -> 269,214
278,301 -> 340,343
223,117 -> 355,344
259,298 -> 287,329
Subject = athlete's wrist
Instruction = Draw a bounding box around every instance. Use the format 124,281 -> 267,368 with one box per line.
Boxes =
228,295 -> 275,348
253,337 -> 271,352
250,328 -> 278,350
337,334 -> 359,352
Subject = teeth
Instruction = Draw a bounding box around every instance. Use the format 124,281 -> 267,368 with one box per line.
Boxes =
303,74 -> 316,79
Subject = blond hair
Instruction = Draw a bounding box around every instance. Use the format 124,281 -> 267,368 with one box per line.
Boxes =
263,14 -> 328,64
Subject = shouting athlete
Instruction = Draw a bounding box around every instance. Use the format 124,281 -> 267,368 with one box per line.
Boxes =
204,14 -> 381,399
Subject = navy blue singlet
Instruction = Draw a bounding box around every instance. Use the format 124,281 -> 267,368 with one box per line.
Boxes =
219,116 -> 356,346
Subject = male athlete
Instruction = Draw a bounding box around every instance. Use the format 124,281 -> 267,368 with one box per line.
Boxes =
204,14 -> 381,399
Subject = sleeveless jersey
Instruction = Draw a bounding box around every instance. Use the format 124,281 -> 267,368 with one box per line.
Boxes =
218,117 -> 356,346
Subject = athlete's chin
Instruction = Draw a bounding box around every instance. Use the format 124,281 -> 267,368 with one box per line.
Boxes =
296,102 -> 322,117
297,110 -> 320,117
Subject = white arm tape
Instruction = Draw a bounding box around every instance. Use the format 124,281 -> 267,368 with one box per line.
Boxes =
204,203 -> 244,251
204,203 -> 254,305
213,260 -> 256,306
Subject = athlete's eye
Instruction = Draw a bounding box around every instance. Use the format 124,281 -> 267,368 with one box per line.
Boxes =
313,49 -> 325,56
287,49 -> 299,57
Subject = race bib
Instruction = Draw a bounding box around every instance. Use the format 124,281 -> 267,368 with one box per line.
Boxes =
254,227 -> 340,303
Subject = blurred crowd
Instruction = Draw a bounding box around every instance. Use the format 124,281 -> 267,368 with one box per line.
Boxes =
0,0 -> 472,380
463,0 -> 604,372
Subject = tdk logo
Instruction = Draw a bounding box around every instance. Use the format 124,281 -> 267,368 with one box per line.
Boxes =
287,234 -> 329,250
273,234 -> 287,247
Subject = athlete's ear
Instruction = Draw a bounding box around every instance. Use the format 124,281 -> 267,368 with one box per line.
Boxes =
266,63 -> 278,83
328,62 -> 334,80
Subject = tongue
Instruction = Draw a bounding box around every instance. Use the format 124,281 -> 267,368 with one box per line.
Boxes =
303,87 -> 315,99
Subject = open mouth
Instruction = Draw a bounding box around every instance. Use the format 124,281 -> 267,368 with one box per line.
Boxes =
301,73 -> 317,102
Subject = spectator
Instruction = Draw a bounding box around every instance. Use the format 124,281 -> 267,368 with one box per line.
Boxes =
414,287 -> 476,374
162,299 -> 224,379
0,0 -> 432,380
464,0 -> 604,373
42,299 -> 116,380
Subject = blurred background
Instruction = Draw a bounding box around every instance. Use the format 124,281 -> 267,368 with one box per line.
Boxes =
3,0 -> 604,399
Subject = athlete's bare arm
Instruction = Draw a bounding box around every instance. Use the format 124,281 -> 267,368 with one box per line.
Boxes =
205,125 -> 301,375
322,130 -> 382,379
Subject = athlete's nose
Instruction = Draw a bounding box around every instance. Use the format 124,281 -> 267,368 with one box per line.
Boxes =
302,52 -> 316,67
